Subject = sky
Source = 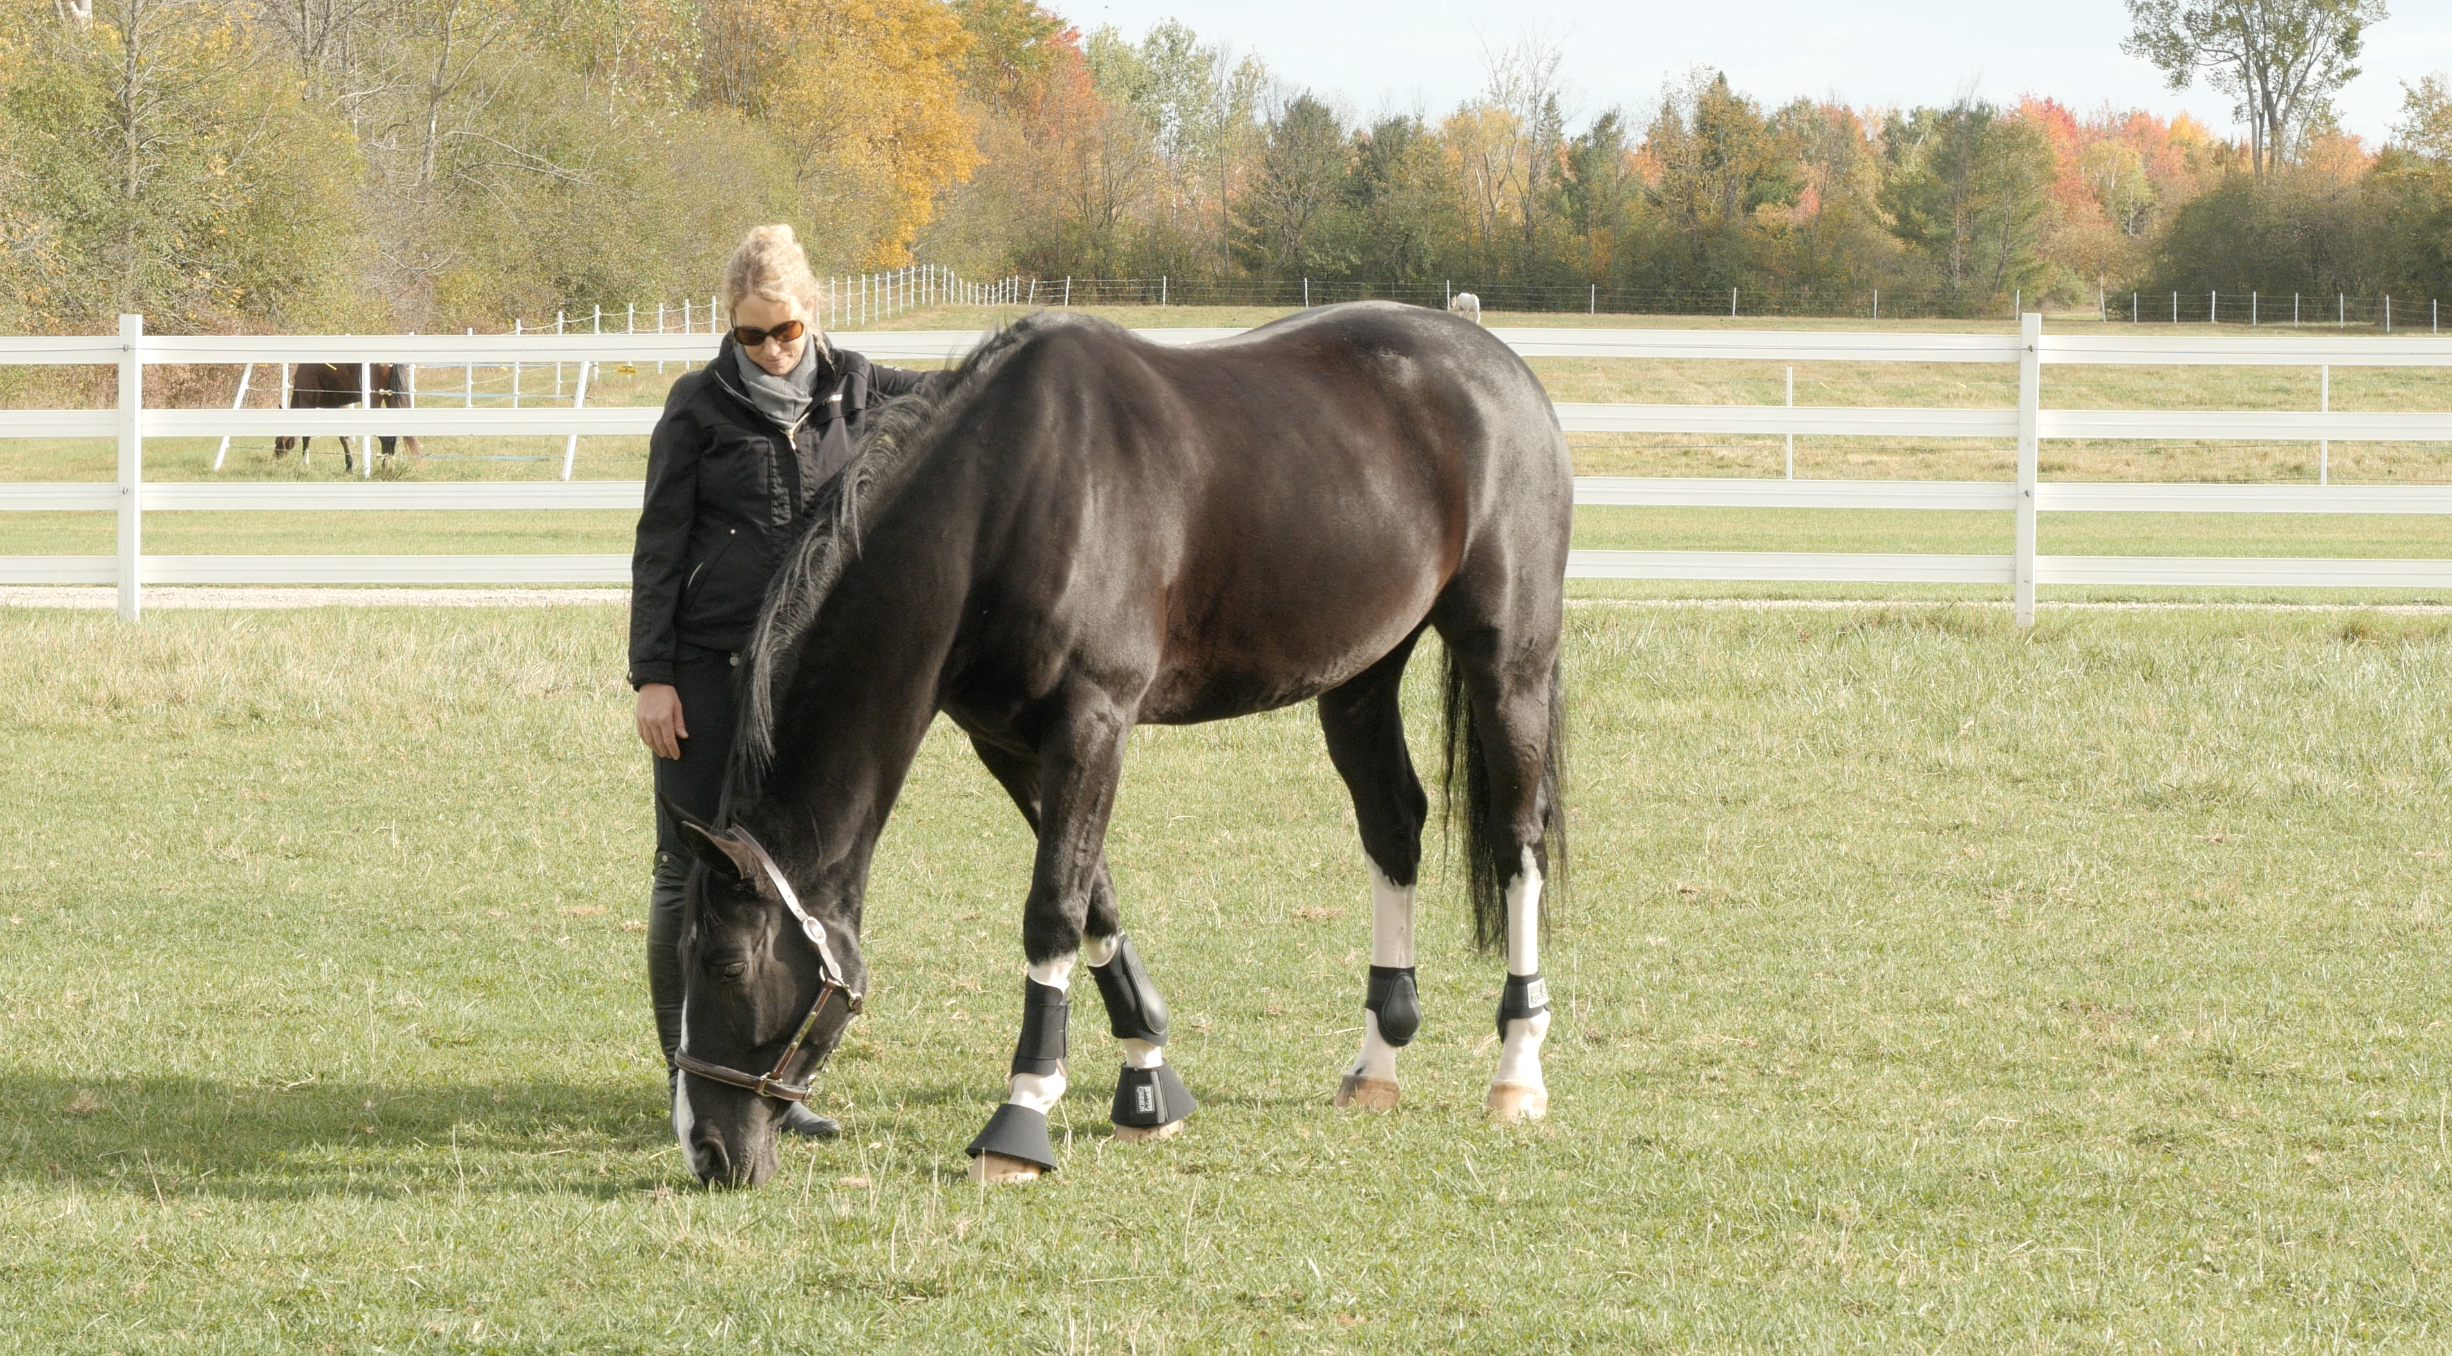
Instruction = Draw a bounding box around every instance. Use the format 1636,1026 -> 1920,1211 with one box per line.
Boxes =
1066,0 -> 2450,145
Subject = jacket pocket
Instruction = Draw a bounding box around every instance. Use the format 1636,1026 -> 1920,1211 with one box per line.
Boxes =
682,527 -> 740,603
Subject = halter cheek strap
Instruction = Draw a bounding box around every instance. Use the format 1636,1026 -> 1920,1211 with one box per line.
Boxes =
670,826 -> 864,1104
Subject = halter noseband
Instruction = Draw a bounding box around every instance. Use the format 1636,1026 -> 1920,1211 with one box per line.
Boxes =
670,826 -> 863,1104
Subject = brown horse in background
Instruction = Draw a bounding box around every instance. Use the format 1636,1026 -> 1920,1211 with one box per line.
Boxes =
275,363 -> 421,471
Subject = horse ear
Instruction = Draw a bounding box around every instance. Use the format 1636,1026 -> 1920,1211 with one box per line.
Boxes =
662,797 -> 757,883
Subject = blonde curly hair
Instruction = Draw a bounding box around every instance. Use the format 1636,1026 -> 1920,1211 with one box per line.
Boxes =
722,223 -> 824,323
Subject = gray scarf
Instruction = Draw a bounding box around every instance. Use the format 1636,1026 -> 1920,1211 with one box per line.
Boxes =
732,336 -> 820,431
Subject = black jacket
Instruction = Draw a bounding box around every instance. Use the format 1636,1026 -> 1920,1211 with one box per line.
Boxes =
628,340 -> 927,687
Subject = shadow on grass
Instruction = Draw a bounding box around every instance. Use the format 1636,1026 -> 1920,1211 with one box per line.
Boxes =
0,1073 -> 689,1200
7,1066 -> 1425,1200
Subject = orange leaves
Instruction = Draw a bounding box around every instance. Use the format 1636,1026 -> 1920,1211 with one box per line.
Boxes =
706,0 -> 981,267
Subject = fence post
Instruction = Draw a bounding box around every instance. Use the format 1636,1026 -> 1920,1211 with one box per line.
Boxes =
465,329 -> 474,405
1784,365 -> 1795,480
359,361 -> 374,478
1730,287 -> 1737,318
562,360 -> 591,482
117,313 -> 144,622
514,318 -> 524,407
212,363 -> 252,472
555,311 -> 565,397
1064,276 -> 1072,307
2319,364 -> 2330,486
2015,311 -> 2041,628
1873,288 -> 1879,320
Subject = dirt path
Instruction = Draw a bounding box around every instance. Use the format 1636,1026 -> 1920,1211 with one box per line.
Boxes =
0,586 -> 628,609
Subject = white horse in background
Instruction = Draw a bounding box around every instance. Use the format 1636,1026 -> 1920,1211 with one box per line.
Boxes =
1447,292 -> 1482,325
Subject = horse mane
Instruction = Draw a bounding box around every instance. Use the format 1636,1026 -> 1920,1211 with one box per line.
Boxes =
731,313 -> 1101,794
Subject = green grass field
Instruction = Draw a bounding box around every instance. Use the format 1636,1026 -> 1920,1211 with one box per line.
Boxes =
4,602 -> 2449,1351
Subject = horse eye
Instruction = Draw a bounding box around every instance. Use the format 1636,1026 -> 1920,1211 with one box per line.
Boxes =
711,956 -> 749,982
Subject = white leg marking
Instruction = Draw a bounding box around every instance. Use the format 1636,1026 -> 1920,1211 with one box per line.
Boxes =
1081,933 -> 1121,967
1342,861 -> 1415,1100
1120,1037 -> 1164,1070
1505,846 -> 1540,978
1345,1012 -> 1400,1082
1493,849 -> 1550,1100
1005,954 -> 1075,1113
1368,864 -> 1415,969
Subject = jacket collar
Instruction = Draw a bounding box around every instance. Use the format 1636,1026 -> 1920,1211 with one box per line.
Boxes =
707,335 -> 863,429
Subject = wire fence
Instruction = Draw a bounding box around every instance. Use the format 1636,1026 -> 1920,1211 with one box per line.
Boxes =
2103,289 -> 2445,331
506,264 -> 1029,362
975,276 -> 2449,330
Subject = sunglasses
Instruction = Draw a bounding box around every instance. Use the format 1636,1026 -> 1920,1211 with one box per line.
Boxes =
730,319 -> 807,347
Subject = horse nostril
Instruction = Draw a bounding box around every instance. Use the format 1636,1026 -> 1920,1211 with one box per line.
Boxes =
692,1127 -> 730,1183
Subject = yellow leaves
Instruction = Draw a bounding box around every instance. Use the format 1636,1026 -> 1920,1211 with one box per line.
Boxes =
727,0 -> 982,265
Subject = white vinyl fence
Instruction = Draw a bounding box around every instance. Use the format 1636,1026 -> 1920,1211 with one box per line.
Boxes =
4,314 -> 2450,622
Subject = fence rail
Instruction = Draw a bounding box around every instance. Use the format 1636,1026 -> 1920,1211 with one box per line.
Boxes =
4,315 -> 2450,619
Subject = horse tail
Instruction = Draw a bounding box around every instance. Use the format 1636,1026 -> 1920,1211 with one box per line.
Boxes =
1442,646 -> 1567,952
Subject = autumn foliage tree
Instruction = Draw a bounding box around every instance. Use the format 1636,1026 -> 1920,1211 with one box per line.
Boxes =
2,0 -> 2444,330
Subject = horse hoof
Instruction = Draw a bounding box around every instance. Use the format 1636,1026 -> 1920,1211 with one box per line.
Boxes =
1112,1119 -> 1184,1143
967,1152 -> 1041,1184
1485,1083 -> 1548,1123
1334,1074 -> 1401,1112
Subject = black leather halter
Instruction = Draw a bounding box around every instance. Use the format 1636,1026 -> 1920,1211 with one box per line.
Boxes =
671,827 -> 863,1104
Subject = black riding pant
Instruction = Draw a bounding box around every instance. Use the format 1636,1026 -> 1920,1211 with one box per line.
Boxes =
646,644 -> 740,1069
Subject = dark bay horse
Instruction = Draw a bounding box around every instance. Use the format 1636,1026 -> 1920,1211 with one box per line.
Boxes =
275,362 -> 419,470
667,302 -> 1570,1188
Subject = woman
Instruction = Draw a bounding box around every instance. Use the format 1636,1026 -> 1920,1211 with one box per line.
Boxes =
629,224 -> 929,1137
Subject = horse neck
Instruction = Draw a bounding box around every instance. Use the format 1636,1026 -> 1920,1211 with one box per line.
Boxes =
730,539 -> 965,905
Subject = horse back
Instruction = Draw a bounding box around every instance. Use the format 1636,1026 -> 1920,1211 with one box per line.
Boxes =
938,304 -> 1569,723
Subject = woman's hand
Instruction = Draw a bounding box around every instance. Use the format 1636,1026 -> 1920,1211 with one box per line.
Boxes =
636,683 -> 688,760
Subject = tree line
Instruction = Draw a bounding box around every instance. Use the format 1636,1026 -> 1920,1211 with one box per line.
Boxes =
2,0 -> 2446,336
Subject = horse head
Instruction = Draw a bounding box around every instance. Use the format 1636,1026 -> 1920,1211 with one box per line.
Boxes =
664,804 -> 865,1187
